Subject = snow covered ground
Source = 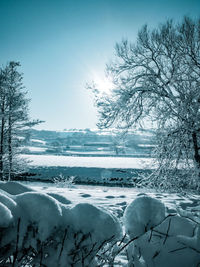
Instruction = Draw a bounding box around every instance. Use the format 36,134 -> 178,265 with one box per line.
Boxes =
20,154 -> 155,185
23,182 -> 200,216
21,146 -> 47,153
21,154 -> 155,169
0,181 -> 199,266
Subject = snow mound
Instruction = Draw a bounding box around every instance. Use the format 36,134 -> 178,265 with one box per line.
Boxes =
0,181 -> 34,195
70,203 -> 122,243
124,195 -> 166,238
56,203 -> 122,266
124,196 -> 200,267
0,183 -> 122,266
134,215 -> 200,267
0,188 -> 12,197
156,214 -> 195,236
0,193 -> 18,217
15,192 -> 62,241
0,202 -> 13,228
1,182 -> 198,266
47,192 -> 71,204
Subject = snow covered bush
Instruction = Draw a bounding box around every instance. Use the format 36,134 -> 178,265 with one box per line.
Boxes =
143,168 -> 200,193
123,196 -> 200,267
0,181 -> 199,266
124,195 -> 166,238
0,202 -> 13,228
0,181 -> 122,266
53,173 -> 75,188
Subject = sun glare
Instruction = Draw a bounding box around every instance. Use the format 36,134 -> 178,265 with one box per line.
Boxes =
92,72 -> 114,94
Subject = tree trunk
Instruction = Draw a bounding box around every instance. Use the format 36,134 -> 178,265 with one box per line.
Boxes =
192,132 -> 200,174
8,114 -> 12,181
0,99 -> 5,180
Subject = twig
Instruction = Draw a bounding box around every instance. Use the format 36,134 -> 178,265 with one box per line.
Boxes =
163,217 -> 172,245
39,243 -> 43,267
58,228 -> 68,262
148,229 -> 153,242
12,218 -> 21,267
177,241 -> 200,254
169,246 -> 187,253
118,234 -> 127,246
152,250 -> 160,259
116,236 -> 139,255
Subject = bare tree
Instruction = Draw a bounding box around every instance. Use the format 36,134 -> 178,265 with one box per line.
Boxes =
90,17 -> 200,190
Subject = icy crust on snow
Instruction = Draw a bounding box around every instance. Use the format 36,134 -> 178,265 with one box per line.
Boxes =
124,196 -> 200,267
0,181 -> 122,266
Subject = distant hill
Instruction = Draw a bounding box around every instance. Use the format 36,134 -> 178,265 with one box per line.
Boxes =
20,128 -> 156,157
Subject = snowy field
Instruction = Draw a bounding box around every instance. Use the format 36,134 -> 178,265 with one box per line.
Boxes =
21,154 -> 155,184
21,154 -> 155,169
21,146 -> 46,153
24,181 -> 200,215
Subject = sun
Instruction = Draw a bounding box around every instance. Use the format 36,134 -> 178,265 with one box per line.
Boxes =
92,72 -> 114,94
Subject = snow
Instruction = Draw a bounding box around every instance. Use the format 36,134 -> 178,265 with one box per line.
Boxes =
21,154 -> 155,168
70,203 -> 122,242
124,195 -> 166,238
140,215 -> 200,267
0,193 -> 18,217
31,139 -> 46,145
0,181 -> 122,266
26,165 -> 148,185
123,196 -> 200,267
0,181 -> 34,195
138,144 -> 156,148
0,202 -> 13,227
0,181 -> 199,266
21,146 -> 46,152
177,225 -> 200,252
15,192 -> 63,241
20,154 -> 157,185
47,192 -> 72,204
65,150 -> 114,155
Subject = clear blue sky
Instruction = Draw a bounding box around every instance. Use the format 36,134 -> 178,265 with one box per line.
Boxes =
0,0 -> 199,130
